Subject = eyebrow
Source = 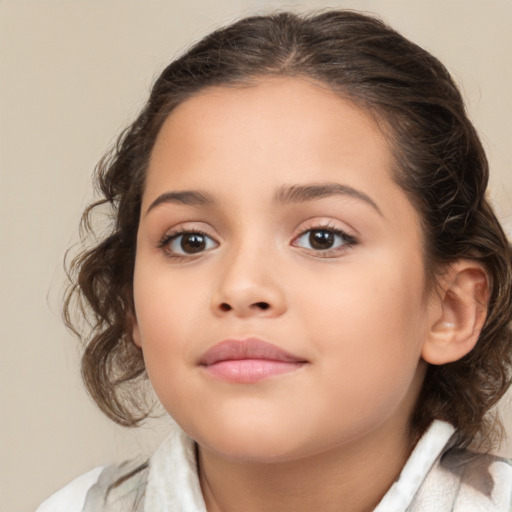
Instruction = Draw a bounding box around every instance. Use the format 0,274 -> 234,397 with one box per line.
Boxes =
146,190 -> 215,214
274,183 -> 382,215
145,182 -> 382,216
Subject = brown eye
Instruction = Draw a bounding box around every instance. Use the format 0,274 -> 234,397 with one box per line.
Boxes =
292,227 -> 356,256
163,231 -> 218,256
309,230 -> 336,250
180,233 -> 207,253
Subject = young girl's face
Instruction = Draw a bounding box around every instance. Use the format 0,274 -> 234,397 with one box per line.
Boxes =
133,77 -> 434,462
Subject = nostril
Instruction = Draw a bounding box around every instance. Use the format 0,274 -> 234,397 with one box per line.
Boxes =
218,301 -> 270,312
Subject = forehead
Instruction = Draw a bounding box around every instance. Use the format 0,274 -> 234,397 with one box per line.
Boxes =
144,77 -> 395,203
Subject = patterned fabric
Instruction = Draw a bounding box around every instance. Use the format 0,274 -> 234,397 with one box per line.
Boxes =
37,420 -> 512,511
82,461 -> 148,512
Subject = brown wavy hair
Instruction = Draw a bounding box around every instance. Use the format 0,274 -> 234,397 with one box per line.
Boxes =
64,10 -> 512,449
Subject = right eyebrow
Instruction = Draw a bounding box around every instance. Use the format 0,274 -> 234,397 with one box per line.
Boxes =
145,190 -> 214,215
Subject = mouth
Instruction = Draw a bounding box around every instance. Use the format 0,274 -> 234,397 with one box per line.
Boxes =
198,338 -> 308,383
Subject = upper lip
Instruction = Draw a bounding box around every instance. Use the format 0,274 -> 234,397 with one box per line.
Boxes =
199,338 -> 306,366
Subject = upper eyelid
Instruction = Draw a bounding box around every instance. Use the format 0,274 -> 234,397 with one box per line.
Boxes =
292,218 -> 358,239
157,218 -> 358,244
292,226 -> 357,246
161,222 -> 217,238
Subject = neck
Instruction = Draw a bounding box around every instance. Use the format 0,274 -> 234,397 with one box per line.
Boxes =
198,418 -> 415,512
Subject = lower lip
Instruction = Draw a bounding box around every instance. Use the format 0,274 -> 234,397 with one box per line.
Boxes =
201,359 -> 305,383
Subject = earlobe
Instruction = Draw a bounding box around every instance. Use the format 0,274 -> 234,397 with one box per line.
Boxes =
422,261 -> 489,365
132,323 -> 142,348
129,313 -> 142,348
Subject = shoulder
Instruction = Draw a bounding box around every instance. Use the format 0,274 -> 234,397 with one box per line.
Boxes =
35,460 -> 149,512
442,450 -> 512,509
82,459 -> 149,511
424,449 -> 512,511
402,422 -> 512,511
35,466 -> 104,512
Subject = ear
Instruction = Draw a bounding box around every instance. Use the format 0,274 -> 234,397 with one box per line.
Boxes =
128,311 -> 142,348
422,260 -> 490,365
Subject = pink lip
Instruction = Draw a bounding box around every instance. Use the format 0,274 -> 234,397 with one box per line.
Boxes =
199,338 -> 307,383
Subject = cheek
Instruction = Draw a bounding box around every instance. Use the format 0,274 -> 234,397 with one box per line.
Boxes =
134,258 -> 207,337
132,262 -> 200,383
304,286 -> 426,437
132,257 -> 230,421
295,251 -> 427,382
133,282 -> 196,419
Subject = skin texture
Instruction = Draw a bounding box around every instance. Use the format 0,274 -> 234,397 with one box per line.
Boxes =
132,77 -> 486,512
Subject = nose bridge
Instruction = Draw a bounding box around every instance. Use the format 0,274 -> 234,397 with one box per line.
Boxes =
212,229 -> 286,317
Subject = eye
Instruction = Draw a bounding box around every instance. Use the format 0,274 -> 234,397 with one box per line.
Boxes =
160,229 -> 218,257
292,226 -> 356,255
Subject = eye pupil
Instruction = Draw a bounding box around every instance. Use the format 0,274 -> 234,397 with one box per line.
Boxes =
181,234 -> 206,253
310,230 -> 335,249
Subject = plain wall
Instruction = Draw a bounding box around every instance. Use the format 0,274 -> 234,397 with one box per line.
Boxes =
1,1 -> 511,510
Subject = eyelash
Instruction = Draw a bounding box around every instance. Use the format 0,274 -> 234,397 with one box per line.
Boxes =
157,227 -> 217,262
291,222 -> 358,258
157,223 -> 358,261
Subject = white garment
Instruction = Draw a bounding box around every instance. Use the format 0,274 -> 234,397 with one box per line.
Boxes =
36,466 -> 105,512
36,420 -> 512,511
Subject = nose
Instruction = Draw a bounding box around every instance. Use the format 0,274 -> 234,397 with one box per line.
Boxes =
211,243 -> 287,319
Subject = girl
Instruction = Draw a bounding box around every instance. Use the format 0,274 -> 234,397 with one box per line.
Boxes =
37,9 -> 512,512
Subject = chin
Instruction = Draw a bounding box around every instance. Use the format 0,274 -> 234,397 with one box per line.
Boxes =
191,420 -> 307,464
203,438 -> 304,464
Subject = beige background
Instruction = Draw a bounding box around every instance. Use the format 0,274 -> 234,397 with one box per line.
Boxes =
1,1 -> 511,511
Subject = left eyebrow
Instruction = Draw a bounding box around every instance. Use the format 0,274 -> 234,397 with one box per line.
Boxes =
274,183 -> 382,216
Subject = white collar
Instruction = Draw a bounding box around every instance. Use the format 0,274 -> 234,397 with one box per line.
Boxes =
373,420 -> 455,511
145,420 -> 455,512
145,422 -> 207,512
